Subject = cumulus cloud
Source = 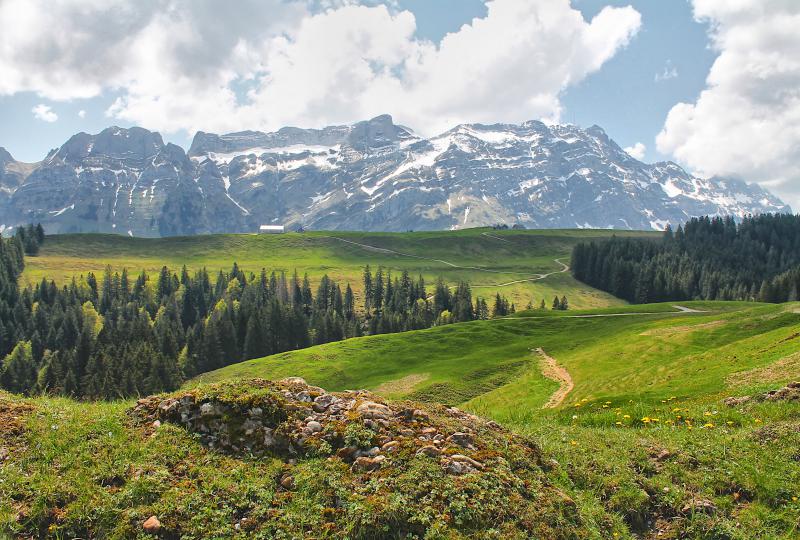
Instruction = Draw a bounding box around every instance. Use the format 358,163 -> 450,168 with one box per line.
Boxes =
657,0 -> 800,208
31,104 -> 57,122
624,142 -> 646,160
0,0 -> 641,137
78,110 -> 86,119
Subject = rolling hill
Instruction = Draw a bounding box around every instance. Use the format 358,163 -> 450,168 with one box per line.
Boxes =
196,301 -> 800,412
2,300 -> 798,538
20,228 -> 650,308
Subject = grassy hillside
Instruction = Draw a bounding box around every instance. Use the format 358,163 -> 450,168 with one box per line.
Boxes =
197,300 -> 800,537
21,228 -> 654,308
197,301 -> 798,411
2,301 -> 799,538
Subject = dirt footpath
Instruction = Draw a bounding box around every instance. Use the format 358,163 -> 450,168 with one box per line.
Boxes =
535,348 -> 574,408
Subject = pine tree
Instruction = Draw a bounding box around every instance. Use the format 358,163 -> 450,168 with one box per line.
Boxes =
1,341 -> 36,394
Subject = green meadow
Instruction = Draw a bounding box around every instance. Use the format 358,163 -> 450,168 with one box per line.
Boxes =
3,228 -> 800,538
194,300 -> 800,537
20,228 -> 653,308
197,301 -> 800,414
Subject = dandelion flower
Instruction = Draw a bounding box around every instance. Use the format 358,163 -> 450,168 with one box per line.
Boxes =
570,440 -> 577,446
615,421 -> 622,426
623,414 -> 631,419
704,423 -> 714,429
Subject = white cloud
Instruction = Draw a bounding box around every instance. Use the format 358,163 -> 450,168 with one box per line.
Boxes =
0,0 -> 641,137
78,109 -> 86,119
657,0 -> 800,209
31,104 -> 57,122
624,142 -> 646,160
654,63 -> 678,82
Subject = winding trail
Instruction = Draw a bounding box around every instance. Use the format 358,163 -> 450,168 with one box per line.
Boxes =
503,306 -> 708,321
534,347 -> 574,408
322,235 -> 569,288
480,232 -> 513,244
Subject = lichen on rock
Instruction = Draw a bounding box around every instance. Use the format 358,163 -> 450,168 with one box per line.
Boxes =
131,377 -> 539,479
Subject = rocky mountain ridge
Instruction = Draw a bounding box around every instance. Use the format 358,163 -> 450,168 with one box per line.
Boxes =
0,115 -> 790,236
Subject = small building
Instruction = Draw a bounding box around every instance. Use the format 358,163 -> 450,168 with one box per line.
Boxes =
259,225 -> 285,234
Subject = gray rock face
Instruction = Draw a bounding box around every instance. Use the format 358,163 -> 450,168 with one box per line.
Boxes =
0,147 -> 39,234
0,117 -> 790,236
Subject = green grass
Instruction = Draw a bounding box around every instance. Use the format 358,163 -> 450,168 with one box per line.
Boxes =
193,301 -> 800,537
197,301 -> 800,412
3,300 -> 800,538
22,227 -> 654,308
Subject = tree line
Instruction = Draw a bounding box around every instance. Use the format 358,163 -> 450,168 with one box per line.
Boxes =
0,228 -> 530,399
571,214 -> 800,303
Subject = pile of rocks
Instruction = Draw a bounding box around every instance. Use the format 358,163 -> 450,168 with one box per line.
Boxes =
723,381 -> 800,407
762,381 -> 800,402
132,378 -> 513,476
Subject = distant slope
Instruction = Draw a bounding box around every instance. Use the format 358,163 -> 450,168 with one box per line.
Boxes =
22,228 -> 646,308
196,301 -> 800,418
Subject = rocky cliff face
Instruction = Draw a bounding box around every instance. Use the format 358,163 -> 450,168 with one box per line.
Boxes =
0,116 -> 790,236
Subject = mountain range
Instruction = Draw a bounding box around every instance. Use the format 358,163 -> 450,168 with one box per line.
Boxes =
0,115 -> 790,236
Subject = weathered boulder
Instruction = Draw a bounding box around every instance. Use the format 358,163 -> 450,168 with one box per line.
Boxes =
143,516 -> 161,534
355,401 -> 393,420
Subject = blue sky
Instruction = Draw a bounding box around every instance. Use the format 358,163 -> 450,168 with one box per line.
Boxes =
0,0 -> 710,163
0,0 -> 796,208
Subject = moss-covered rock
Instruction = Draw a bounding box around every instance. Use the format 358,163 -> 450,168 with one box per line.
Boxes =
124,378 -> 589,538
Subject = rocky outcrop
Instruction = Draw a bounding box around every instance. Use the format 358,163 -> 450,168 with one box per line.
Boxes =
0,117 -> 789,235
131,378 -> 538,478
723,381 -> 800,407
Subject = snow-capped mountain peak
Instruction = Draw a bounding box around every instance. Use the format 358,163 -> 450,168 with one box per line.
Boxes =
0,116 -> 790,236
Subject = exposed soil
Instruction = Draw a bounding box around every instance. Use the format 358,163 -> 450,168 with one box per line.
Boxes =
640,319 -> 726,336
0,394 -> 34,455
535,348 -> 574,408
374,373 -> 430,395
726,351 -> 800,387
